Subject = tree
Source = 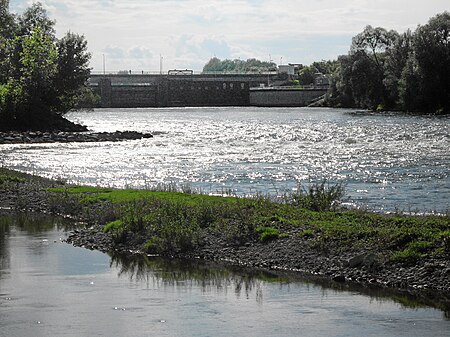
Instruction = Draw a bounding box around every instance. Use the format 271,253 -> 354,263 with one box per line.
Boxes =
412,12 -> 450,113
0,2 -> 91,130
351,25 -> 397,70
17,2 -> 55,39
7,27 -> 57,126
54,32 -> 91,114
202,57 -> 276,73
326,55 -> 355,108
384,30 -> 414,108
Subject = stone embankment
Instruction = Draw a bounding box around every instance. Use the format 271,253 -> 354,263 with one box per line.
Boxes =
0,130 -> 153,144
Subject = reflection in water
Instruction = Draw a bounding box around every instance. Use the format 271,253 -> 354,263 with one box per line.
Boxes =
1,213 -> 449,336
110,252 -> 450,317
110,254 -> 283,304
0,212 -> 73,274
0,214 -> 10,272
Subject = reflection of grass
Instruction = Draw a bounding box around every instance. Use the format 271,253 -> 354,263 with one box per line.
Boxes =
110,252 -> 287,302
109,252 -> 450,314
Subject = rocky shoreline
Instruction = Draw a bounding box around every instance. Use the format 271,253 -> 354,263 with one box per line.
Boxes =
0,130 -> 153,144
1,167 -> 449,311
65,223 -> 450,297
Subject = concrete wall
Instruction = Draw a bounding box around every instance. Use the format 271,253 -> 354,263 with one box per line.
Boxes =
90,74 -> 327,108
249,88 -> 327,107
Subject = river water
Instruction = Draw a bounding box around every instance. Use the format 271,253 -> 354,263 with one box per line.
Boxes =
1,214 -> 449,337
1,107 -> 448,213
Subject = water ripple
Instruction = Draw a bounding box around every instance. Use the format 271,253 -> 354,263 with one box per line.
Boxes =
1,107 -> 449,212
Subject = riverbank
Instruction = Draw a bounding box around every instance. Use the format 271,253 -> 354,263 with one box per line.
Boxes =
1,167 -> 449,309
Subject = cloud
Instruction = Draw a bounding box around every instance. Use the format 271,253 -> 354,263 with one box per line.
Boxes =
102,46 -> 125,59
9,0 -> 450,71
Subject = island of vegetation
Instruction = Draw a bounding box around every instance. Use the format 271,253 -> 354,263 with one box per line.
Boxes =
1,167 -> 449,312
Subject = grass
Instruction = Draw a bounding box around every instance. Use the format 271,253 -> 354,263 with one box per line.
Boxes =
256,227 -> 281,242
44,182 -> 450,262
1,167 -> 447,263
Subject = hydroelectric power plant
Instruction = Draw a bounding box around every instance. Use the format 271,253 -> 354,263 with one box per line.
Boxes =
88,72 -> 328,108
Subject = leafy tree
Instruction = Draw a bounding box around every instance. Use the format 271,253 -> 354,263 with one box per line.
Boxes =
54,32 -> 91,114
412,12 -> 450,113
0,2 -> 91,130
17,2 -> 55,38
351,25 -> 397,71
297,65 -> 315,85
384,30 -> 414,108
17,27 -> 58,121
326,55 -> 355,107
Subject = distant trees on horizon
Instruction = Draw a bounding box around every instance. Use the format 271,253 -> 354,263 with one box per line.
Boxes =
202,57 -> 277,73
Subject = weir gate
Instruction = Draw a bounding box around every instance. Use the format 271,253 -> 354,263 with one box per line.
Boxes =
88,73 -> 327,108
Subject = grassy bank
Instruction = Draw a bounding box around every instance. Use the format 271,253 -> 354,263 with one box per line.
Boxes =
1,167 -> 449,265
44,183 -> 450,266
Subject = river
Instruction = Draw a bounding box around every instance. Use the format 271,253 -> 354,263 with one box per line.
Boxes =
0,213 -> 449,337
0,107 -> 448,213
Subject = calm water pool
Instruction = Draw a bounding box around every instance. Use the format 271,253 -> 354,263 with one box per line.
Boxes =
0,214 -> 449,337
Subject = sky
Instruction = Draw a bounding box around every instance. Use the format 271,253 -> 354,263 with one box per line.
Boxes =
8,0 -> 450,73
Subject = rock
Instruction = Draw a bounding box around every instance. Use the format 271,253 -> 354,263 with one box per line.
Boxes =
344,253 -> 378,269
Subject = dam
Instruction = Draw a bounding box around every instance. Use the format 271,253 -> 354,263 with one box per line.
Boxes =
88,73 -> 327,108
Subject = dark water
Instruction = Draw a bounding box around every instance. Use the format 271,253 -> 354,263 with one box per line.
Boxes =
1,107 -> 449,213
0,214 -> 449,337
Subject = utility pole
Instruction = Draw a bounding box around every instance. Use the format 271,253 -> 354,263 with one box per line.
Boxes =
160,54 -> 163,75
102,54 -> 106,75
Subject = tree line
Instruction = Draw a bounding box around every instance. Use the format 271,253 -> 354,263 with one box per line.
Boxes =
0,2 -> 92,131
203,57 -> 277,73
326,12 -> 450,114
203,12 -> 449,114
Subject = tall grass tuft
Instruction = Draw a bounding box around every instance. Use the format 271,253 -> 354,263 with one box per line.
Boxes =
287,181 -> 345,211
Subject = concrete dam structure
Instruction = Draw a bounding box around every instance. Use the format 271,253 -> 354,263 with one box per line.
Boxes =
88,73 -> 327,108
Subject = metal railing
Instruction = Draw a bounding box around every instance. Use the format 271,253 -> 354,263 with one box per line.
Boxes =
90,70 -> 280,76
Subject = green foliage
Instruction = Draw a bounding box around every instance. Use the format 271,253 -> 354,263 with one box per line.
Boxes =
326,12 -> 450,114
0,2 -> 91,130
48,179 -> 450,265
288,181 -> 345,212
202,57 -> 276,73
256,226 -> 280,242
103,219 -> 124,233
300,229 -> 315,238
297,66 -> 315,86
392,241 -> 432,263
103,220 -> 125,242
0,174 -> 25,184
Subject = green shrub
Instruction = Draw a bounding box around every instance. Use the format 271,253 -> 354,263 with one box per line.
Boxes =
103,220 -> 124,236
392,241 -> 432,263
288,181 -> 345,211
300,229 -> 315,238
256,227 -> 280,242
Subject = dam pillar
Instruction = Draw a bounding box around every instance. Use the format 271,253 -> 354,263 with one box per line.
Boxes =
99,78 -> 112,108
156,77 -> 169,107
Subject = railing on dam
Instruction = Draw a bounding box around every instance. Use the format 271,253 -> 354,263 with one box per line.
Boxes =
90,70 -> 279,76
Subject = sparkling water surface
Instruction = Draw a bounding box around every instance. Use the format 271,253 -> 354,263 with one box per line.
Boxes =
1,107 -> 448,212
